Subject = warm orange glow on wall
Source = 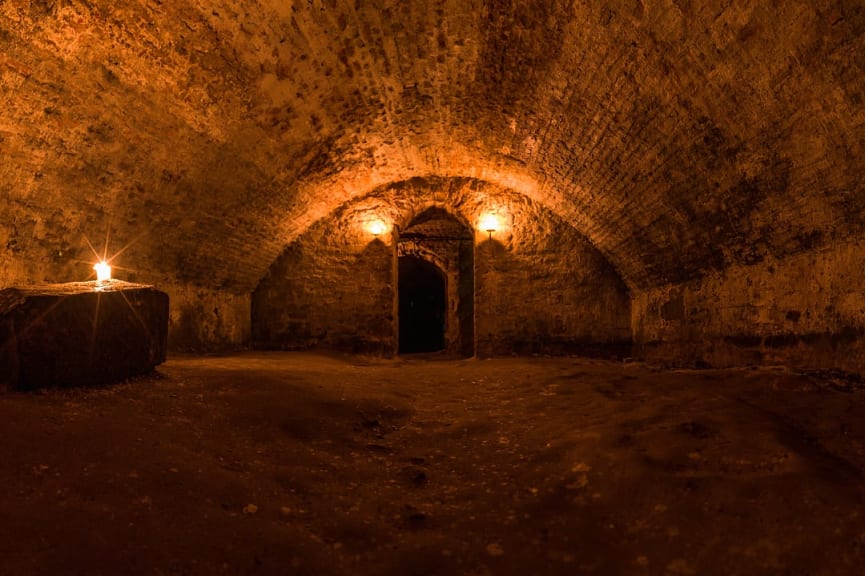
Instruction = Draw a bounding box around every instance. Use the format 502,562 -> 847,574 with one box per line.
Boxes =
478,213 -> 500,237
366,218 -> 389,236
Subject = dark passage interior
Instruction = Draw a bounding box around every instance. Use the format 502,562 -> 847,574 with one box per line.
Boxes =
398,256 -> 446,353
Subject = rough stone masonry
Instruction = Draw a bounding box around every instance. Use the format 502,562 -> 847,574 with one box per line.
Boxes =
0,1 -> 863,372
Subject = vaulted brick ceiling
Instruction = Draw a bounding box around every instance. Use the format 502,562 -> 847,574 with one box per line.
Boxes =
2,0 -> 863,292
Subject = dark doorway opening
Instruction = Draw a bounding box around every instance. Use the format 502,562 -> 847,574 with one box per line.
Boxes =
398,256 -> 446,353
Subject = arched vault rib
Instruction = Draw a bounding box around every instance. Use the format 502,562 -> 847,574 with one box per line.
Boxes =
261,169 -> 636,296
259,134 -> 664,295
3,1 -> 865,296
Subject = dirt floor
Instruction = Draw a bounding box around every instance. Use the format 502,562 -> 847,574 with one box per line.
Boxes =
2,352 -> 865,575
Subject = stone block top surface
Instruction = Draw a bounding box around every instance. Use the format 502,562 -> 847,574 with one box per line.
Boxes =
0,281 -> 159,315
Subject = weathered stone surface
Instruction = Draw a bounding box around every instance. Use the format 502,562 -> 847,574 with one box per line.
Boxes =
1,1 -> 863,295
162,283 -> 251,353
252,206 -> 397,356
633,238 -> 865,373
0,281 -> 168,390
252,177 -> 631,357
1,2 -> 864,369
472,192 -> 632,358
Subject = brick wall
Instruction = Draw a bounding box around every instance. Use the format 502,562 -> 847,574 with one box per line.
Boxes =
252,210 -> 397,356
3,3 -> 864,369
252,178 -> 632,357
633,237 -> 865,374
474,199 -> 632,357
161,283 -> 251,353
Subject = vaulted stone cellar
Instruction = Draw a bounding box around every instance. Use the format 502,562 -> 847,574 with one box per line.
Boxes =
2,1 -> 865,574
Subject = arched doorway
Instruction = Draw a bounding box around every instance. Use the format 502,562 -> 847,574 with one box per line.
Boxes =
398,256 -> 446,353
396,207 -> 474,356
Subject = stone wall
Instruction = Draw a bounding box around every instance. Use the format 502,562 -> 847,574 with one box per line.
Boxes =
3,4 -> 865,371
4,3 -> 863,299
633,237 -> 865,374
161,284 -> 251,353
251,210 -> 396,355
474,203 -> 632,358
252,182 -> 632,358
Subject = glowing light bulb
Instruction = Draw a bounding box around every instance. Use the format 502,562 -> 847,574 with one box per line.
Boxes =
479,213 -> 500,235
94,261 -> 112,281
367,219 -> 388,236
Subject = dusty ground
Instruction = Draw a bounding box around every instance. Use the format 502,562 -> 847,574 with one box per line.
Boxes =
2,352 -> 865,575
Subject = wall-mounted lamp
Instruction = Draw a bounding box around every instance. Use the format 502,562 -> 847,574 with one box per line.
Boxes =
366,218 -> 389,237
93,260 -> 112,282
478,213 -> 500,239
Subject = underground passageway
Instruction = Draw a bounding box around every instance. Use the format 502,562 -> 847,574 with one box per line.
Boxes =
396,206 -> 475,357
3,0 -> 865,574
399,256 -> 447,354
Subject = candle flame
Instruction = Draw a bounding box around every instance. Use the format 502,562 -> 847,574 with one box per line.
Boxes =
94,261 -> 112,281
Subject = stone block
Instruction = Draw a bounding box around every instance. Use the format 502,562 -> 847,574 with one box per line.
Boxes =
0,281 -> 168,390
